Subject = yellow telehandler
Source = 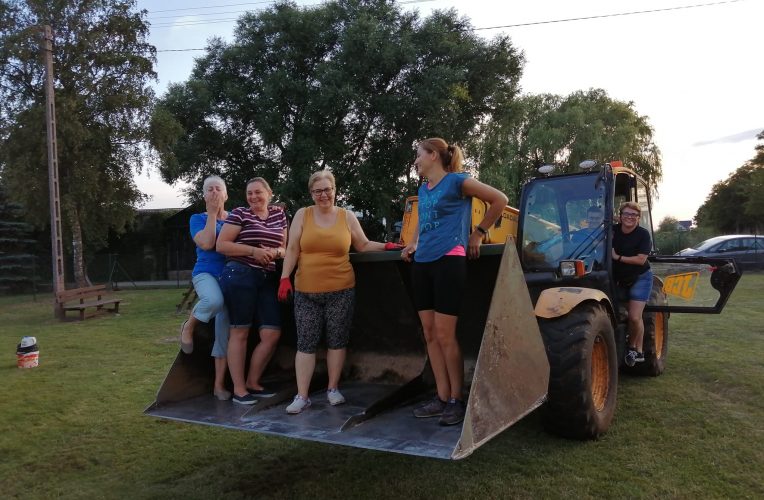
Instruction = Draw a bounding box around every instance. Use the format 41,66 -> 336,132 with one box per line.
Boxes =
146,162 -> 740,459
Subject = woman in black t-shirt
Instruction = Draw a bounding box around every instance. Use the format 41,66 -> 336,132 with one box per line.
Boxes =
612,201 -> 653,367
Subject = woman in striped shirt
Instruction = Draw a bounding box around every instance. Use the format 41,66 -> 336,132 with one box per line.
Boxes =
217,177 -> 288,406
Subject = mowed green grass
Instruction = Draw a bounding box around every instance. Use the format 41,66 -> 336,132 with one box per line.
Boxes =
0,276 -> 762,499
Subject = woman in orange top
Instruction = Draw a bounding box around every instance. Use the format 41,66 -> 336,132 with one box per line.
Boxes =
278,170 -> 399,414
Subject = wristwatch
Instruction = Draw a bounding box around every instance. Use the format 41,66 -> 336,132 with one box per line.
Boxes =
475,225 -> 488,235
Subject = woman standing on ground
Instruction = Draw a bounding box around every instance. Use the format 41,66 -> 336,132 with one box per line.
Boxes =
180,175 -> 232,401
217,178 -> 288,405
401,138 -> 508,426
611,201 -> 653,367
277,170 -> 400,414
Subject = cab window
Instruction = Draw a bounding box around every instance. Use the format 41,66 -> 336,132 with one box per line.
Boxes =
636,180 -> 655,252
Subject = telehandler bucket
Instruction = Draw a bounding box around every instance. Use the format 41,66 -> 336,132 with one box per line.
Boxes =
145,240 -> 549,459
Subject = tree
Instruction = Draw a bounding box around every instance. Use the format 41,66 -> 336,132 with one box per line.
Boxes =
473,89 -> 662,205
695,159 -> 764,234
654,215 -> 684,254
0,0 -> 155,286
150,0 -> 524,235
0,184 -> 37,293
743,130 -> 764,220
657,216 -> 679,233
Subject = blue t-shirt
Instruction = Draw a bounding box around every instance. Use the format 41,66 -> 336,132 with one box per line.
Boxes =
190,213 -> 226,277
415,172 -> 472,263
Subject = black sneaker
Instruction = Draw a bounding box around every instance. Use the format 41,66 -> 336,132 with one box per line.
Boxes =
232,393 -> 258,405
246,386 -> 276,398
634,352 -> 645,363
413,396 -> 447,418
624,349 -> 638,367
439,398 -> 466,426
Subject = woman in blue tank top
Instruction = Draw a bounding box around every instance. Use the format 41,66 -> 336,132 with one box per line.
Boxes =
401,137 -> 508,426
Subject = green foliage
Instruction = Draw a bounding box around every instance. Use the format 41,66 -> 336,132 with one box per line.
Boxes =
654,226 -> 715,255
0,0 -> 156,281
695,132 -> 764,233
657,215 -> 680,233
744,130 -> 764,220
0,185 -> 37,292
150,0 -> 523,230
474,89 -> 662,205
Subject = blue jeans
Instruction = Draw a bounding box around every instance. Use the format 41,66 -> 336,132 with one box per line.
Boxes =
219,261 -> 281,330
191,272 -> 229,358
629,270 -> 654,302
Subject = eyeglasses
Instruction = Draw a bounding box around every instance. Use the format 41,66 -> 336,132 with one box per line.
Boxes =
311,187 -> 333,197
621,212 -> 640,219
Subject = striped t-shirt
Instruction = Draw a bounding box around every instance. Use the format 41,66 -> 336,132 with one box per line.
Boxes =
225,205 -> 287,272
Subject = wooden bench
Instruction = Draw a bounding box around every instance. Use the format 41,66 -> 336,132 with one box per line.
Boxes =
56,284 -> 122,321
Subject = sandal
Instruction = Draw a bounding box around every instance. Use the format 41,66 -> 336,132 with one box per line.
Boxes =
214,389 -> 232,401
180,319 -> 193,354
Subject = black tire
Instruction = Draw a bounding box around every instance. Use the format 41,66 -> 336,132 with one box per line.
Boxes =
539,302 -> 618,439
627,284 -> 669,376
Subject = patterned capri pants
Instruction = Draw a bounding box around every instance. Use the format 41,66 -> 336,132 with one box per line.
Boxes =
294,288 -> 355,354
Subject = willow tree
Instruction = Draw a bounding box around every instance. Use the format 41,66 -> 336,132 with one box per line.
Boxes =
474,89 -> 662,206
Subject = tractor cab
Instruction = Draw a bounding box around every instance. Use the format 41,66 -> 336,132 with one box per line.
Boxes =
517,162 -> 741,321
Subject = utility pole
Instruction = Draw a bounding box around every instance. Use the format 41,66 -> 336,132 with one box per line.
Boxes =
41,25 -> 65,317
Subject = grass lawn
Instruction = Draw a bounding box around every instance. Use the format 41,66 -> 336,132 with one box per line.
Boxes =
1,275 -> 762,499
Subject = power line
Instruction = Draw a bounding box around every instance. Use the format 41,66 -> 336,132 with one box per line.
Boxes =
154,0 -> 747,51
152,17 -> 241,28
149,9 -> 266,21
147,0 -> 435,23
149,1 -> 274,14
472,0 -> 747,31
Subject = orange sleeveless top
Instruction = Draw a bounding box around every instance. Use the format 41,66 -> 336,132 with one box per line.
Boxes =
295,207 -> 354,293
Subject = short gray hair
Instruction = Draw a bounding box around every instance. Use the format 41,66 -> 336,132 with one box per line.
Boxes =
202,175 -> 227,194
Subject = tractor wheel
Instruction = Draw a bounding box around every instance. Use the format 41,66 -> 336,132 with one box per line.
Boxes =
627,285 -> 669,377
539,302 -> 618,439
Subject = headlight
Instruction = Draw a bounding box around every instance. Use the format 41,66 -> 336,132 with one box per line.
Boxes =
560,260 -> 585,277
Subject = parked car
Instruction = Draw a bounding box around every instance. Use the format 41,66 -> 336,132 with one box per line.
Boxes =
676,234 -> 763,271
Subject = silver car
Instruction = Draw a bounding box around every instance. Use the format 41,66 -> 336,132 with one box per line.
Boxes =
676,235 -> 764,271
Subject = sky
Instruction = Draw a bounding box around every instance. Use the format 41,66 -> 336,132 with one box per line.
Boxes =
135,0 -> 763,224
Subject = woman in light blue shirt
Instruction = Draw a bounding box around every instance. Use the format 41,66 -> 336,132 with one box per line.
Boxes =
180,175 -> 231,401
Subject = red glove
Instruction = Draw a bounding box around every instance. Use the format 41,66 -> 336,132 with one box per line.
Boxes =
278,277 -> 293,302
384,242 -> 404,250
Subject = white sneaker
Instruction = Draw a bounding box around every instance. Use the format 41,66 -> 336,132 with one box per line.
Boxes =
286,395 -> 311,414
327,388 -> 346,406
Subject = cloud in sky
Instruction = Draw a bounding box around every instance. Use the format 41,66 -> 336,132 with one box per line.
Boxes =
693,128 -> 762,147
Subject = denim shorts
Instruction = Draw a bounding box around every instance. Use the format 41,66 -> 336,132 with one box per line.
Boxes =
628,269 -> 654,302
219,261 -> 281,330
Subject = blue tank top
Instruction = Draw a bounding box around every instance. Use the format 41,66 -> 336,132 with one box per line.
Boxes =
415,172 -> 471,263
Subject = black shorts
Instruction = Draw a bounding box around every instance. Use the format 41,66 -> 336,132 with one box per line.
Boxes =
411,255 -> 466,316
